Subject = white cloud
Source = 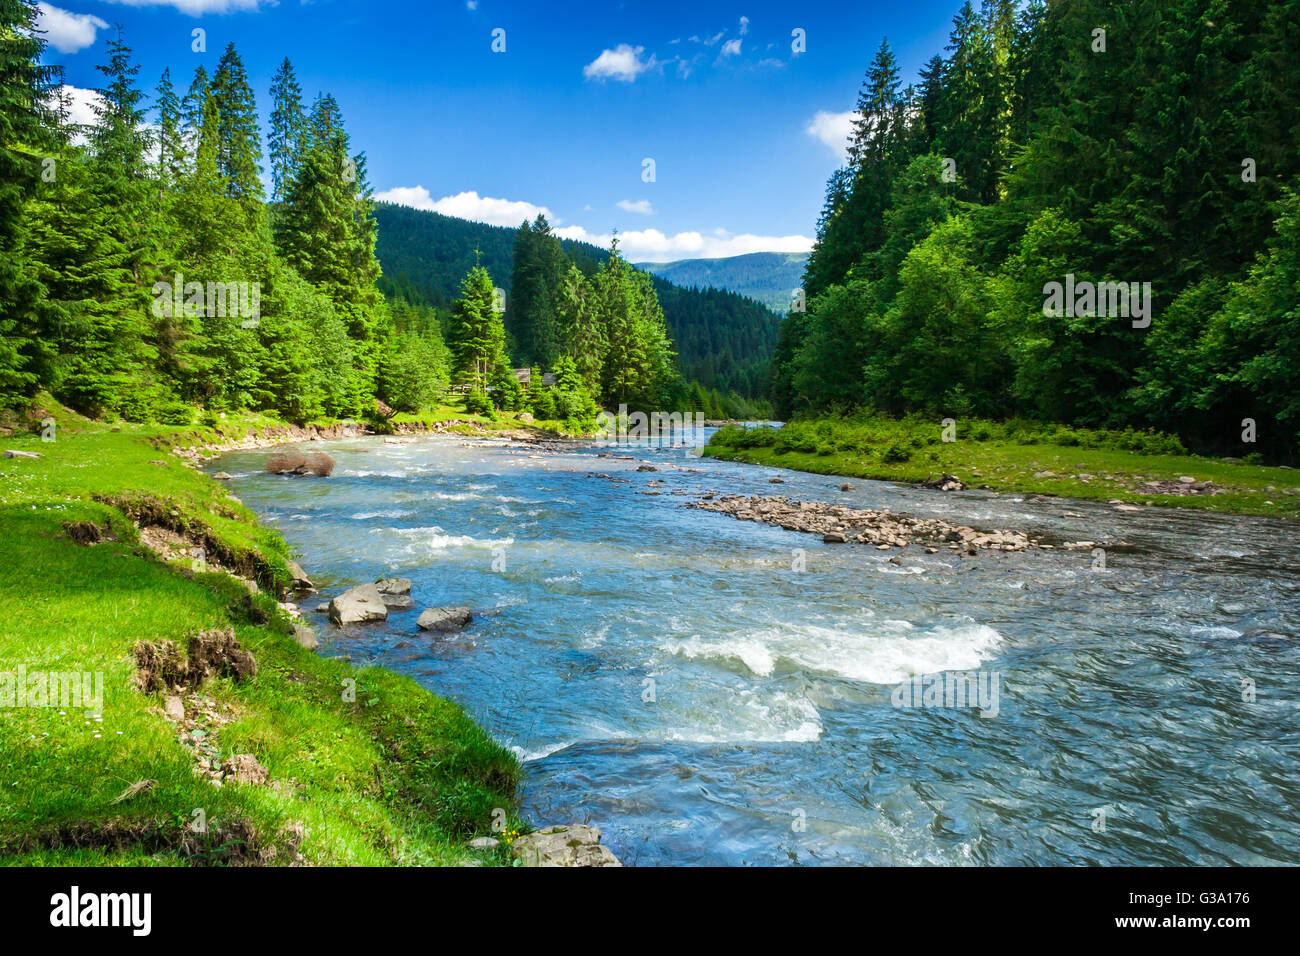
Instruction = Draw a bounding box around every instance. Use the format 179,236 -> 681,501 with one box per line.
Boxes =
758,58 -> 785,68
46,85 -> 102,145
375,186 -> 812,262
720,38 -> 742,57
374,186 -> 557,228
701,31 -> 725,46
552,225 -> 813,263
739,16 -> 749,36
466,0 -> 478,8
806,109 -> 858,161
100,0 -> 262,14
616,199 -> 654,215
36,3 -> 108,54
583,44 -> 656,82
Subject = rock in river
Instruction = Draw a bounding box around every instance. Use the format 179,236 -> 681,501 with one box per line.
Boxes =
328,583 -> 388,625
510,825 -> 621,867
417,606 -> 472,632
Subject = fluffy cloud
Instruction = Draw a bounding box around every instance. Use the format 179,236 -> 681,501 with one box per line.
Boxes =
99,0 -> 262,15
552,225 -> 813,263
806,109 -> 858,160
36,3 -> 108,54
376,187 -> 811,262
739,16 -> 749,36
720,38 -> 742,57
616,199 -> 654,215
45,85 -> 103,146
583,44 -> 657,82
374,186 -> 557,228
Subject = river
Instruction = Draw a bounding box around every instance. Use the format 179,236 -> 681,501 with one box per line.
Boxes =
210,429 -> 1300,865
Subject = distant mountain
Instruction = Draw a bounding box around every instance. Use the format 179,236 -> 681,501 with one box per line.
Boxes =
637,252 -> 809,313
371,203 -> 781,398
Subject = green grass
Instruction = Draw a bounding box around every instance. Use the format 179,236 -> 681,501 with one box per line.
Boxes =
704,417 -> 1300,518
0,402 -> 523,866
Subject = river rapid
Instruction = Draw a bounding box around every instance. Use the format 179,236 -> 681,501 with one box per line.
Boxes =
210,430 -> 1300,866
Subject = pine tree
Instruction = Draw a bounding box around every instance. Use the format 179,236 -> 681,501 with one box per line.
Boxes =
210,43 -> 262,203
155,68 -> 185,189
449,265 -> 507,388
0,0 -> 57,404
268,57 -> 305,203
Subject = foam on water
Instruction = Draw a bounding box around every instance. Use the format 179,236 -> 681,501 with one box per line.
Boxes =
664,618 -> 1004,685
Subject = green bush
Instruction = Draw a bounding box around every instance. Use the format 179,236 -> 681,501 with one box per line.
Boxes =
154,399 -> 193,426
464,389 -> 494,417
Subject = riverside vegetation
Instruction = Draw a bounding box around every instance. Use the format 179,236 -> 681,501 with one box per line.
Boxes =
0,397 -> 527,865
704,417 -> 1300,519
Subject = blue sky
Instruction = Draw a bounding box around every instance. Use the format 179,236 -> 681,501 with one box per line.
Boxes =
37,0 -> 962,261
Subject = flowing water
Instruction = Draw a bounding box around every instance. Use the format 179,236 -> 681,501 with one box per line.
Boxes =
211,431 -> 1300,866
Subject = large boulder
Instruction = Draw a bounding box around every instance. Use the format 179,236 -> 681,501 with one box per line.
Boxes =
416,606 -> 472,632
510,825 -> 621,867
329,583 -> 388,625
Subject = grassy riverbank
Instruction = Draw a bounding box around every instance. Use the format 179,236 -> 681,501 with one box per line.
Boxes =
704,418 -> 1300,519
0,398 -> 527,865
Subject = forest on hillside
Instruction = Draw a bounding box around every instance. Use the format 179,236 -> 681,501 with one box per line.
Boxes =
640,252 -> 810,312
0,2 -> 772,426
373,202 -> 781,401
780,0 -> 1300,461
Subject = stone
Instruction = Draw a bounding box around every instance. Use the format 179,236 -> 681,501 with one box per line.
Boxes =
823,531 -> 847,543
4,449 -> 41,459
417,606 -> 472,632
1178,476 -> 1196,484
288,560 -> 314,589
222,753 -> 269,785
293,625 -> 319,650
636,464 -> 658,472
510,825 -> 621,867
468,837 -> 500,850
518,412 -> 534,424
213,471 -> 234,480
376,577 -> 411,596
839,483 -> 853,491
328,583 -> 389,625
163,696 -> 185,722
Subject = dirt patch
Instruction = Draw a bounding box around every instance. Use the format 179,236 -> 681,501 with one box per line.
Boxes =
132,640 -> 190,694
188,628 -> 258,682
132,628 -> 256,694
62,520 -> 116,545
99,492 -> 280,591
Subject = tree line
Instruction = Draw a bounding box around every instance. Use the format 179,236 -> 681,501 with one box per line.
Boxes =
373,201 -> 780,409
777,0 -> 1300,460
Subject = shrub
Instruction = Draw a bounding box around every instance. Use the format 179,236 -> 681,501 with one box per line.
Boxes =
881,440 -> 912,463
464,389 -> 494,417
154,399 -> 193,426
